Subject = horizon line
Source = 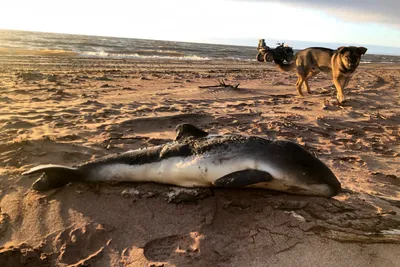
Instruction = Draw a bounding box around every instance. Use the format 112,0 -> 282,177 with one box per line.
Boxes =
1,28 -> 400,57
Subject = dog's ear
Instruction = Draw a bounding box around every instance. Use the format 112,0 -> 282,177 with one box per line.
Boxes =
337,46 -> 348,54
357,47 -> 367,55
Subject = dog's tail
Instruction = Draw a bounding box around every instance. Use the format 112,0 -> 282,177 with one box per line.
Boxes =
274,51 -> 298,72
274,60 -> 296,72
22,164 -> 85,191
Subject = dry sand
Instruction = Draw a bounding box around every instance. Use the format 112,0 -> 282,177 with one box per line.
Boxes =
0,56 -> 399,266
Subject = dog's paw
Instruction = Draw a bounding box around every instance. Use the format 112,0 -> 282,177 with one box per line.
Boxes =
336,95 -> 346,104
336,99 -> 348,106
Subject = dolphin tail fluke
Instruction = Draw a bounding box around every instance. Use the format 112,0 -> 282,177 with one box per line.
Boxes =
22,164 -> 84,191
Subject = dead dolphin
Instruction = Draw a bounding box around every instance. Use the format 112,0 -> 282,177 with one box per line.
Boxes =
23,124 -> 341,197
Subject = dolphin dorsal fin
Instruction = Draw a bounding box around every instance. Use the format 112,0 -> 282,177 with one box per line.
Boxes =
175,123 -> 209,141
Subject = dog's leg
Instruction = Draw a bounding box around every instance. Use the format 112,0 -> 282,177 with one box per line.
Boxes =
304,71 -> 319,94
304,80 -> 311,94
295,75 -> 304,96
343,75 -> 351,89
295,66 -> 306,96
333,75 -> 347,103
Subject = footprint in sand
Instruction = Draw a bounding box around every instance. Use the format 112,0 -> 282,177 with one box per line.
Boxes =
2,120 -> 34,130
80,100 -> 106,107
143,235 -> 181,261
0,222 -> 110,267
143,232 -> 203,261
0,210 -> 10,237
0,97 -> 12,103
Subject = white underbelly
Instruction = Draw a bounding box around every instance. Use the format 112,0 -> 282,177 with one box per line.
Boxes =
92,153 -> 277,187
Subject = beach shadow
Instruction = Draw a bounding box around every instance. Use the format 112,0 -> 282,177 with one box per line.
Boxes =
18,182 -> 397,266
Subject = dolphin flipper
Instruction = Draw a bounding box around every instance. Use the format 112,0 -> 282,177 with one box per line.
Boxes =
213,169 -> 273,188
22,165 -> 83,191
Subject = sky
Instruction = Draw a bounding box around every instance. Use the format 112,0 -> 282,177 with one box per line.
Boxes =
1,0 -> 400,53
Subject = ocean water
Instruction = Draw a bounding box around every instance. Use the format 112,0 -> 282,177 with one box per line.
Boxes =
0,29 -> 399,63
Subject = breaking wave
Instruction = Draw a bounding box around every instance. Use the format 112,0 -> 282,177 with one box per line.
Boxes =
78,51 -> 213,60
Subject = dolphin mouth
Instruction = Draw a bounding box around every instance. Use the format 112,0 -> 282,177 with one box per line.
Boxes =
253,180 -> 341,198
288,176 -> 343,197
286,184 -> 338,197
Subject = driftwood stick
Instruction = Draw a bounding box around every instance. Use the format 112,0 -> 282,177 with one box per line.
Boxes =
198,79 -> 240,89
198,85 -> 223,89
105,136 -> 150,142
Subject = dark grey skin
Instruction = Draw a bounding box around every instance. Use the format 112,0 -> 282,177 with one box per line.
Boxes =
23,124 -> 341,197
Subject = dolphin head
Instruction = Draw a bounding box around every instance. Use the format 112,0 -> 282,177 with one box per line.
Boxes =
262,141 -> 341,197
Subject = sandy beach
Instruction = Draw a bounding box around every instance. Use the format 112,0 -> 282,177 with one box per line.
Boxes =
0,55 -> 399,266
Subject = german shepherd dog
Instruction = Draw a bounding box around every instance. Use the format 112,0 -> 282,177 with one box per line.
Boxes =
275,46 -> 367,103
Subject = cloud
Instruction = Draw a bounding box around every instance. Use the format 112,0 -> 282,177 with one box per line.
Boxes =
233,0 -> 400,26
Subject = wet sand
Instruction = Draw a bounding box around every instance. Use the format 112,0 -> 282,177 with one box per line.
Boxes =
0,56 -> 399,266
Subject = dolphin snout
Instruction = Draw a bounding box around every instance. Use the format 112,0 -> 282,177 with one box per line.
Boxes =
323,171 -> 342,197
